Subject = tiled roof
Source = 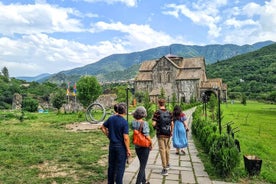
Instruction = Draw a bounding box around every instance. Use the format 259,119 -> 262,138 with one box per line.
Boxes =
139,60 -> 157,71
149,88 -> 160,96
176,69 -> 204,80
200,78 -> 227,89
135,72 -> 152,81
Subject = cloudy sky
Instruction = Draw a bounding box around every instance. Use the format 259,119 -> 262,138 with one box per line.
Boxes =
0,0 -> 275,77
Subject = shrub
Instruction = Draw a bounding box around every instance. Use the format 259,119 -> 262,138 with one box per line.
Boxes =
192,107 -> 240,177
209,135 -> 240,177
22,97 -> 38,112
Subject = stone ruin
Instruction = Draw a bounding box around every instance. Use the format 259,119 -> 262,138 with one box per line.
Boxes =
11,93 -> 117,113
96,94 -> 117,109
12,93 -> 22,110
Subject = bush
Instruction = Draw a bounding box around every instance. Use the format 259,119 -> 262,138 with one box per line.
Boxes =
22,97 -> 38,112
192,107 -> 240,177
241,93 -> 247,105
209,135 -> 240,177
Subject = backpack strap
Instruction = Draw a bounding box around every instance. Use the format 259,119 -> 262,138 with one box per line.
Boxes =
138,121 -> 144,132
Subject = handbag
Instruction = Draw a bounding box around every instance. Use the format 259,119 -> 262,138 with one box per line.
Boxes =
133,122 -> 151,147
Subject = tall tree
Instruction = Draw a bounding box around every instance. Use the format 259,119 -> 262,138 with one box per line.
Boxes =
1,67 -> 9,82
52,89 -> 67,113
208,93 -> 217,121
77,76 -> 102,107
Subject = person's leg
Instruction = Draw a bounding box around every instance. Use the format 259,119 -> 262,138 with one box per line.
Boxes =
135,147 -> 150,184
176,148 -> 180,154
115,146 -> 127,184
165,137 -> 171,167
108,146 -> 116,184
158,137 -> 166,168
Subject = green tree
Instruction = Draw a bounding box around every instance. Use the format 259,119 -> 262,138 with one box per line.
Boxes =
1,67 -> 9,82
172,92 -> 177,108
208,93 -> 217,121
77,76 -> 102,107
241,93 -> 247,105
160,87 -> 165,99
52,89 -> 66,113
115,85 -> 127,103
22,97 -> 38,112
267,91 -> 276,102
134,91 -> 144,103
143,91 -> 153,120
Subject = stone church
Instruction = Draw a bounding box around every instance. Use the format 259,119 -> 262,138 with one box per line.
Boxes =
134,54 -> 227,103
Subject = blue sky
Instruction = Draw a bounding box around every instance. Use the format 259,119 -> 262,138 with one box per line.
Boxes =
0,0 -> 275,77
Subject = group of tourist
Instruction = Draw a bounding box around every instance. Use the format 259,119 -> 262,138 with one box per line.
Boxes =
100,99 -> 189,184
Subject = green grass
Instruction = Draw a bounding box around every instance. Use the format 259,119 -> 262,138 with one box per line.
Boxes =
1,101 -> 275,183
0,110 -> 109,184
198,101 -> 276,183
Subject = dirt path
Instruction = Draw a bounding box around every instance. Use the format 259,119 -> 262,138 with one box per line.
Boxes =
65,122 -> 103,131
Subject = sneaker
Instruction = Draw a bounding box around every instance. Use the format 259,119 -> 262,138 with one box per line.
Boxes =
161,168 -> 168,176
181,150 -> 186,155
166,164 -> 170,170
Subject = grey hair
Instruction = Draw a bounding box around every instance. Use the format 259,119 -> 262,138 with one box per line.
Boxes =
132,106 -> 147,119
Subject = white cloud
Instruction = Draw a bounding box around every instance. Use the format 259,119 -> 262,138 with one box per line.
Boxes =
225,18 -> 257,28
163,2 -> 223,38
90,21 -> 187,51
259,0 -> 276,32
1,0 -> 275,77
83,0 -> 137,7
0,34 -> 128,77
0,3 -> 83,35
242,2 -> 261,17
223,0 -> 276,44
163,0 -> 276,45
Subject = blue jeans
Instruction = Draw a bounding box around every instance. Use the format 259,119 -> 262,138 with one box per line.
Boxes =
135,147 -> 150,184
108,145 -> 127,184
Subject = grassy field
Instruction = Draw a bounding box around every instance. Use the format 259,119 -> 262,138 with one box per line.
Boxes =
0,111 -> 109,184
0,101 -> 275,183
200,101 -> 276,183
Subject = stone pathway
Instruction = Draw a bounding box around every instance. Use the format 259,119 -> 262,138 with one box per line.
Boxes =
124,107 -> 235,184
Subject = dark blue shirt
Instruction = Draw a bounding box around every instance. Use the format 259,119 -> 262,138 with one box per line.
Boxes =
103,115 -> 129,147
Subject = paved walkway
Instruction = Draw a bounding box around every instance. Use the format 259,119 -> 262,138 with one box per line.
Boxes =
124,107 -> 233,184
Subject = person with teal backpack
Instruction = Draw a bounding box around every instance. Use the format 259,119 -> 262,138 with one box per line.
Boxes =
172,105 -> 189,155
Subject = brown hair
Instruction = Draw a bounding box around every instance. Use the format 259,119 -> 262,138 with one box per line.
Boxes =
113,103 -> 119,113
158,98 -> 166,106
117,103 -> 126,114
173,105 -> 182,121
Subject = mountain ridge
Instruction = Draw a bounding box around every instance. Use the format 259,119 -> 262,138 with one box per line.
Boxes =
16,41 -> 274,83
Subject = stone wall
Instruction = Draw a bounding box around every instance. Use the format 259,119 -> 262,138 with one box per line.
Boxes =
96,94 -> 117,109
12,93 -> 22,110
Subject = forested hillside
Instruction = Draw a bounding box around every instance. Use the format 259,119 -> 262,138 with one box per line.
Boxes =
206,43 -> 276,101
44,41 -> 273,83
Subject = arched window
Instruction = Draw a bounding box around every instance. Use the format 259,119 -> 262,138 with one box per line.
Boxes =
158,73 -> 162,83
181,96 -> 186,103
167,72 -> 171,83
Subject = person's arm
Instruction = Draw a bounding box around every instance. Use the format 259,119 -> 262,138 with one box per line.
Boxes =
152,110 -> 159,129
170,121 -> 174,136
184,120 -> 189,131
123,134 -> 131,157
152,120 -> 157,128
146,135 -> 153,150
100,125 -> 109,138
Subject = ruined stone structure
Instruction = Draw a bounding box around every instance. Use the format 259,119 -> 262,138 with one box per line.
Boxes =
12,93 -> 22,110
97,94 -> 117,109
134,55 -> 227,103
